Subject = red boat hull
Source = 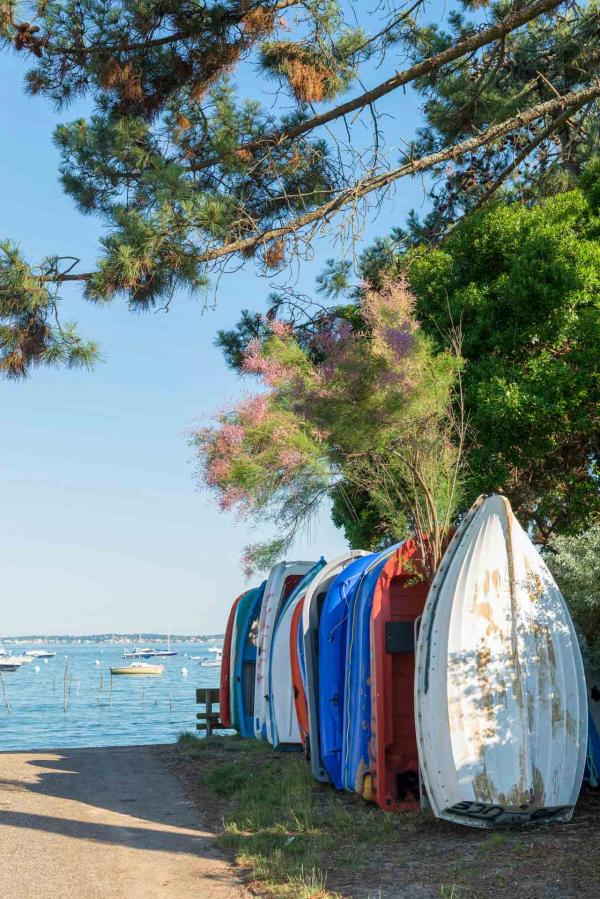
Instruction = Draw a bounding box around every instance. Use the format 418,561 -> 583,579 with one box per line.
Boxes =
370,541 -> 428,812
219,593 -> 245,728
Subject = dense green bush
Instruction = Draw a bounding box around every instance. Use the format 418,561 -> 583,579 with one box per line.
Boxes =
405,166 -> 600,542
547,526 -> 600,668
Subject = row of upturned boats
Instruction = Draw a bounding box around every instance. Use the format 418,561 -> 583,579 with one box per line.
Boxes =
218,494 -> 597,830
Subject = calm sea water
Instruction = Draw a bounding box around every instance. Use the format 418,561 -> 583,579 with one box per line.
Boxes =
0,642 -> 222,751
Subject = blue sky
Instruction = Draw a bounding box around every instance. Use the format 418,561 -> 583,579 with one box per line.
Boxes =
0,25 -> 429,635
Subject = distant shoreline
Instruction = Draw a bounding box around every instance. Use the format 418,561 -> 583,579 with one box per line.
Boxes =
0,634 -> 224,644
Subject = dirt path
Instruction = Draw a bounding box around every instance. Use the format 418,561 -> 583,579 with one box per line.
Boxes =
0,745 -> 246,899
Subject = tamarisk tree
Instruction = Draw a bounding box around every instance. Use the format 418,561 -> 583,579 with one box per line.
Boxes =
192,279 -> 466,577
1,0 -> 598,375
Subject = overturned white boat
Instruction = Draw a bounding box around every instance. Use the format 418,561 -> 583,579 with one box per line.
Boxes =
415,494 -> 587,828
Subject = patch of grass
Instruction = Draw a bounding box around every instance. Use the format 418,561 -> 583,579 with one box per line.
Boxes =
328,797 -> 419,844
440,886 -> 463,899
178,735 -> 600,899
177,731 -> 272,758
189,736 -> 360,897
204,761 -> 253,798
177,730 -> 201,748
482,831 -> 510,850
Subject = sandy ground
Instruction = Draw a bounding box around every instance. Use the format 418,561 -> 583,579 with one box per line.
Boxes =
0,745 -> 246,899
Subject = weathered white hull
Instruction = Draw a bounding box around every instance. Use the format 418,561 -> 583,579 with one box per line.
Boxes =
270,591 -> 306,747
415,495 -> 587,828
254,561 -> 314,740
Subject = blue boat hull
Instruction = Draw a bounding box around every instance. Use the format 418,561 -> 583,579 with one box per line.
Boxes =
232,582 -> 266,738
342,545 -> 402,794
318,554 -> 378,789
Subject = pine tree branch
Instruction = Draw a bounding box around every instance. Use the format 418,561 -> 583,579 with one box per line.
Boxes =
472,100 -> 589,211
41,78 -> 600,287
189,78 -> 600,261
187,0 -> 566,172
17,0 -> 299,57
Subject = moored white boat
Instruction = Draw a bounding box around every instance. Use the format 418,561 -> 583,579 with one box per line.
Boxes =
0,659 -> 23,672
200,647 -> 223,667
110,662 -> 164,676
25,649 -> 56,658
415,494 -> 587,828
123,647 -> 155,659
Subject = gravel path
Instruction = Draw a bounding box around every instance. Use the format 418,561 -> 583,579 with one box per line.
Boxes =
0,745 -> 246,899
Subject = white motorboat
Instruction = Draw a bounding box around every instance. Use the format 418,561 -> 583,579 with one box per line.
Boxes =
0,659 -> 23,672
200,647 -> 223,668
25,649 -> 56,659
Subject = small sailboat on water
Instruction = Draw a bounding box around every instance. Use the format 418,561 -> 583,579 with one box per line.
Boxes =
153,630 -> 177,657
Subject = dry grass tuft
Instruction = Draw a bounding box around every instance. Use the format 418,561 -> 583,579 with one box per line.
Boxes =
242,7 -> 277,37
286,59 -> 332,102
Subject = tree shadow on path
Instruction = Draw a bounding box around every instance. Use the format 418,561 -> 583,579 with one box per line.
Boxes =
0,744 -> 226,862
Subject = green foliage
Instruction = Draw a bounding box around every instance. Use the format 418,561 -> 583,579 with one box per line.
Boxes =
406,172 -> 600,539
0,241 -> 98,377
237,165 -> 600,548
4,1 -> 599,377
329,483 -> 398,551
405,2 -> 600,239
547,526 -> 600,668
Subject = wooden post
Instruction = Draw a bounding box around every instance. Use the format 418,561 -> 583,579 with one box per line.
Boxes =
205,688 -> 214,737
195,688 -> 226,735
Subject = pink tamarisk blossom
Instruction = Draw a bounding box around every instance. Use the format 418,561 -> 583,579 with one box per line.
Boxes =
279,448 -> 306,468
267,319 -> 293,339
218,485 -> 251,513
214,422 -> 245,451
363,276 -> 417,330
238,394 -> 270,425
205,456 -> 232,487
383,327 -> 415,358
242,339 -> 293,387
